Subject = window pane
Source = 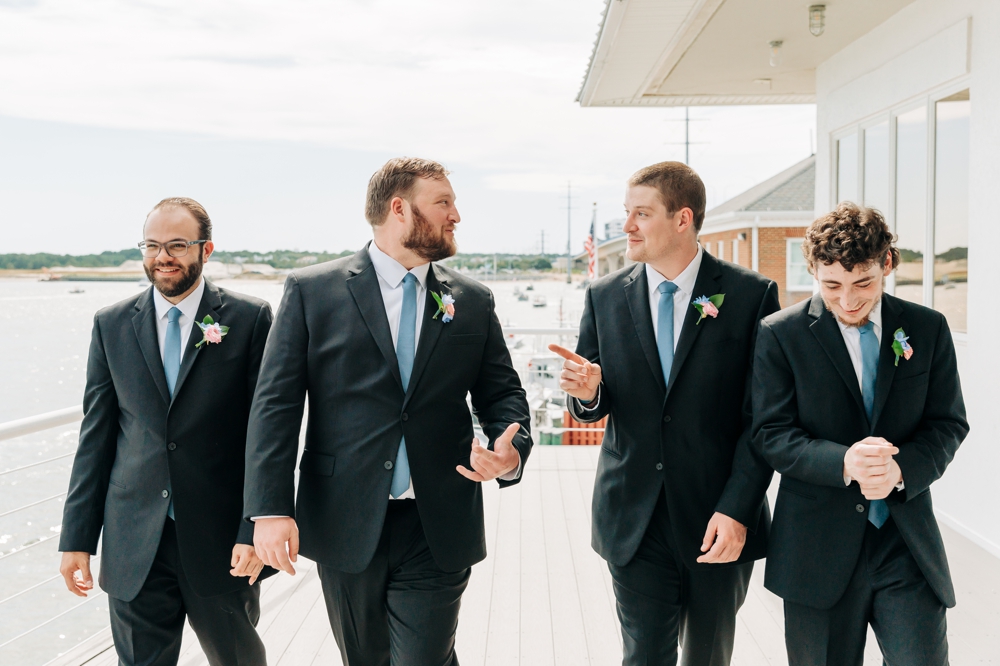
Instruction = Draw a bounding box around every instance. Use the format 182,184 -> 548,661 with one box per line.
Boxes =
787,240 -> 813,290
934,90 -> 970,333
837,133 -> 858,205
895,106 -> 927,304
864,122 -> 889,215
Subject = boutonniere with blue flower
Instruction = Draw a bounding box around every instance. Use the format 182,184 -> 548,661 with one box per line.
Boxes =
431,291 -> 456,323
195,315 -> 229,348
692,294 -> 725,324
892,328 -> 913,366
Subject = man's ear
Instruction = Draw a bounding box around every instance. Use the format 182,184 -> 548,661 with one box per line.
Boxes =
882,253 -> 894,277
676,207 -> 695,233
389,196 -> 407,223
203,241 -> 215,262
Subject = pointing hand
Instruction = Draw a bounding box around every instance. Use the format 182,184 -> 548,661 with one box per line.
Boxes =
548,344 -> 601,403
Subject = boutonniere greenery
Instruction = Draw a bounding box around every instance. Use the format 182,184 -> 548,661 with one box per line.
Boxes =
892,328 -> 913,366
431,291 -> 456,323
195,315 -> 229,348
692,294 -> 725,325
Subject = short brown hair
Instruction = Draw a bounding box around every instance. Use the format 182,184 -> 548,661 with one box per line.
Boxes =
628,161 -> 707,232
148,197 -> 212,241
365,157 -> 450,226
802,202 -> 899,274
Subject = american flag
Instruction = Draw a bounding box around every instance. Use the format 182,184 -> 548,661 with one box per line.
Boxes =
584,205 -> 597,281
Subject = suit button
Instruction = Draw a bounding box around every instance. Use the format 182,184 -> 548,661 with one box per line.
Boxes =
663,415 -> 671,423
167,442 -> 177,451
656,463 -> 664,471
401,413 -> 409,422
856,504 -> 865,513
162,490 -> 170,499
384,461 -> 394,470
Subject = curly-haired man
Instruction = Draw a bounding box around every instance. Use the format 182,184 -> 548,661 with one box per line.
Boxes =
752,202 -> 968,665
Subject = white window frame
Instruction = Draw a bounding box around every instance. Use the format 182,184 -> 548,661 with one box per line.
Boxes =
732,239 -> 740,265
786,239 -> 814,292
717,240 -> 725,260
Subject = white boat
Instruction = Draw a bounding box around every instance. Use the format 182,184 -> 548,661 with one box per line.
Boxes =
532,295 -> 547,307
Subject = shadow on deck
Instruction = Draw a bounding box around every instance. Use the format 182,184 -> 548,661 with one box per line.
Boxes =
52,447 -> 999,665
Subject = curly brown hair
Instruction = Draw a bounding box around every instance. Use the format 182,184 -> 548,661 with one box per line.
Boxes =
802,202 -> 900,274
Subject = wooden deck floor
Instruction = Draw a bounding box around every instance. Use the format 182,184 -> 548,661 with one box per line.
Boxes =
56,446 -> 999,665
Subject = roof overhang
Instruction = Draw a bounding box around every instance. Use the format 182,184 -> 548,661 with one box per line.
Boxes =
578,0 -> 915,107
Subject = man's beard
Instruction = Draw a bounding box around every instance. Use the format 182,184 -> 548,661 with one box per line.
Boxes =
402,204 -> 456,262
144,254 -> 204,298
823,290 -> 883,328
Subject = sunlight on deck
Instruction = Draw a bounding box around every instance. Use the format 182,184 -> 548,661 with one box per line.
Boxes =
52,446 -> 999,665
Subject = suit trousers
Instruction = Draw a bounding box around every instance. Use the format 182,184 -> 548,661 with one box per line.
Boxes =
108,519 -> 266,666
317,499 -> 472,666
783,517 -> 948,666
608,488 -> 753,666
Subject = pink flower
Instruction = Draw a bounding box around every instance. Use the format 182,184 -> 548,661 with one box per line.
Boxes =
204,324 -> 223,344
445,304 -> 455,317
903,348 -> 913,361
702,302 -> 719,318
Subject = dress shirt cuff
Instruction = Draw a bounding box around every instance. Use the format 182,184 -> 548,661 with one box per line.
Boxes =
499,450 -> 522,481
251,516 -> 289,521
575,385 -> 601,411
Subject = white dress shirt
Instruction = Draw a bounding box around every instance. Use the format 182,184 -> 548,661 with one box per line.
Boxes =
152,277 -> 206,364
579,248 -> 704,411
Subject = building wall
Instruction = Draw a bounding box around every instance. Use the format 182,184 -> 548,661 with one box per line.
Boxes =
815,0 -> 1000,556
700,226 -> 810,308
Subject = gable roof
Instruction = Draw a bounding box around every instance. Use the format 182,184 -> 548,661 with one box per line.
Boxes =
705,155 -> 815,220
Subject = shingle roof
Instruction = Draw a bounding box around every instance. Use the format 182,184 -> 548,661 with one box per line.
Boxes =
706,155 -> 815,218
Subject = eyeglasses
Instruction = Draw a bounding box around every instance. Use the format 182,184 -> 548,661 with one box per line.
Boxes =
138,239 -> 208,258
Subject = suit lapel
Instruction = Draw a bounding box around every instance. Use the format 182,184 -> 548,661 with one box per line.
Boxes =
870,296 -> 904,430
347,246 -> 403,391
403,264 -> 448,409
807,294 -> 866,417
623,264 -> 665,392
170,281 -> 223,405
131,287 -> 170,405
665,253 -> 722,401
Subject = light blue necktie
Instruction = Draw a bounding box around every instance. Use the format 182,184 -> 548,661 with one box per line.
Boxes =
391,273 -> 417,498
656,281 -> 679,386
860,321 -> 888,529
163,307 -> 181,519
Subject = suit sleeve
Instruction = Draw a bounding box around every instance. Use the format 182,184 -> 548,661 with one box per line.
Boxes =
469,290 -> 532,488
59,314 -> 119,554
714,281 -> 779,529
244,274 -> 309,520
567,285 -> 610,423
237,302 -> 274,544
892,314 -> 968,499
752,320 -> 852,488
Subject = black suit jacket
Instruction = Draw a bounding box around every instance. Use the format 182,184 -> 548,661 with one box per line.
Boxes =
59,281 -> 275,601
752,293 -> 968,609
569,253 -> 780,568
244,246 -> 532,573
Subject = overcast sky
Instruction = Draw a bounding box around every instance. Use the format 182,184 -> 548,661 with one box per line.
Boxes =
0,0 -> 816,255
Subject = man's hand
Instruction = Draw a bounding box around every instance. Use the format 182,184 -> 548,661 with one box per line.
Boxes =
548,344 -> 601,404
696,513 -> 747,564
844,437 -> 900,499
230,544 -> 266,585
253,517 -> 299,576
457,423 -> 521,482
59,551 -> 94,597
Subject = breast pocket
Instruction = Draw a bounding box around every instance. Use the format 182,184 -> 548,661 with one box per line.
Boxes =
447,333 -> 486,346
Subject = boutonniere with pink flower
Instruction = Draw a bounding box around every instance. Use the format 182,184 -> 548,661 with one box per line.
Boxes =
195,315 -> 229,348
692,294 -> 725,325
431,291 -> 455,323
892,328 -> 913,366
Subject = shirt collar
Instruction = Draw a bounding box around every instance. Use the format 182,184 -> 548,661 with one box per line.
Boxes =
153,276 -> 206,322
645,246 -> 704,297
369,239 -> 430,289
835,298 -> 883,335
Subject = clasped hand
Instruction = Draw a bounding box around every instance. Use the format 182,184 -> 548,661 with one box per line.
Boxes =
844,436 -> 902,500
549,344 -> 601,403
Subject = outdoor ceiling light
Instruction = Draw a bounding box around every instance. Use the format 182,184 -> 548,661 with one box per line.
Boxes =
809,5 -> 826,37
769,40 -> 783,67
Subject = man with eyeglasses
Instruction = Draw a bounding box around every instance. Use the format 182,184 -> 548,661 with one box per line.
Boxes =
58,197 -> 275,666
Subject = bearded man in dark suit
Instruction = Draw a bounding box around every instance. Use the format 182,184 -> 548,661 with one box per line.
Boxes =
59,198 -> 274,666
552,161 -> 780,666
753,203 -> 968,665
245,157 -> 532,666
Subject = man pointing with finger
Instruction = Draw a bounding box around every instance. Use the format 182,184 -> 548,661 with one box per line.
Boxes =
244,157 -> 531,666
557,161 -> 780,666
753,204 -> 968,664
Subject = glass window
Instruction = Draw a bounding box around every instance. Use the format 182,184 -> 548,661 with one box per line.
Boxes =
894,106 -> 928,305
837,133 -> 858,205
864,122 -> 889,215
933,90 -> 970,333
786,239 -> 813,291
